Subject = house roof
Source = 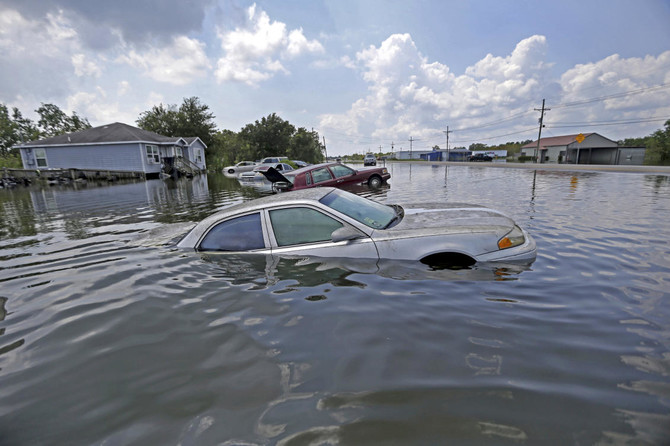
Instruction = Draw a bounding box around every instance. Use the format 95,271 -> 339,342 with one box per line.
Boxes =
522,133 -> 595,149
19,122 -> 187,147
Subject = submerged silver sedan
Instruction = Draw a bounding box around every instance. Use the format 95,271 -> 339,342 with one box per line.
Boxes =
177,187 -> 536,267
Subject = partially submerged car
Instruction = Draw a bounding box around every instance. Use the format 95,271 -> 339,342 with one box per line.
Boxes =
177,187 -> 536,267
260,156 -> 289,164
261,162 -> 390,192
223,161 -> 257,176
238,162 -> 294,186
364,153 -> 377,166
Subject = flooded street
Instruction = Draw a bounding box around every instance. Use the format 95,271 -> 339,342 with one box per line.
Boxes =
1,163 -> 669,445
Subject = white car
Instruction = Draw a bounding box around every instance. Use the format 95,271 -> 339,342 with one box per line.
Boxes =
223,161 -> 257,176
177,187 -> 536,267
237,162 -> 294,186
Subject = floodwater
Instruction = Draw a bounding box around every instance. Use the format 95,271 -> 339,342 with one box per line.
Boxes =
1,163 -> 669,445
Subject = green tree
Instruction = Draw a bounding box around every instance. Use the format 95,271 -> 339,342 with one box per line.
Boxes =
1,104 -> 40,166
137,97 -> 217,150
238,113 -> 296,161
644,120 -> 670,165
468,142 -> 488,151
289,127 -> 324,163
208,129 -> 246,170
35,103 -> 91,137
176,97 -> 217,147
0,104 -> 18,157
136,103 -> 181,136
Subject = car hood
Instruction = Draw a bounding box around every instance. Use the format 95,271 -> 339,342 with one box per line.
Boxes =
260,166 -> 292,184
381,202 -> 516,237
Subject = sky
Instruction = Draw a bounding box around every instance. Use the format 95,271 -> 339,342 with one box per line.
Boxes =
1,0 -> 669,156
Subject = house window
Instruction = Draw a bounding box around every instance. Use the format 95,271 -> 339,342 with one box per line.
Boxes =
35,149 -> 48,167
146,145 -> 160,164
196,149 -> 202,163
176,147 -> 183,158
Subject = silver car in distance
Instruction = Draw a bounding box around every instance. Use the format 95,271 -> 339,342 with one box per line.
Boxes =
176,187 -> 536,267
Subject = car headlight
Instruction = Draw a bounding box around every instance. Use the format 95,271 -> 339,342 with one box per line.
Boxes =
382,168 -> 388,174
498,225 -> 525,250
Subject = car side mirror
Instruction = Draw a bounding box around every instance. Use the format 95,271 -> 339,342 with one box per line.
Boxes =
331,227 -> 363,243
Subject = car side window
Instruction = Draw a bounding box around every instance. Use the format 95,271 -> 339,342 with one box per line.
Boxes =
269,207 -> 343,246
198,213 -> 265,251
311,167 -> 333,183
330,164 -> 355,178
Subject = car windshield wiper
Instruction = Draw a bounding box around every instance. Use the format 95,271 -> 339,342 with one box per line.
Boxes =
383,205 -> 404,229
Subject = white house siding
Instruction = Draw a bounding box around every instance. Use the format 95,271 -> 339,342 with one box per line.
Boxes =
20,143 -> 159,173
545,146 -> 566,163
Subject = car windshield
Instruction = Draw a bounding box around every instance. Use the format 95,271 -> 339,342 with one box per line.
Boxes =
320,189 -> 396,229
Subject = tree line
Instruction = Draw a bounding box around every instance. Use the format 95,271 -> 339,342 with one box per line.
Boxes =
0,103 -> 92,167
1,97 -> 668,167
136,97 -> 325,170
0,97 -> 326,170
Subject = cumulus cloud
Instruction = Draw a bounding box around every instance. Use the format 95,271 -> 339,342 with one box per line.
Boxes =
117,36 -> 211,85
66,89 -> 134,125
320,34 -> 559,147
319,33 -> 555,146
548,50 -> 670,131
0,8 -> 83,101
215,3 -> 324,86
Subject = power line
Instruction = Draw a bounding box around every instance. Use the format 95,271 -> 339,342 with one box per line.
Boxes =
551,82 -> 670,109
548,117 -> 668,128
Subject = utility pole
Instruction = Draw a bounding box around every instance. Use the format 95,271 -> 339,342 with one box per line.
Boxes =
443,126 -> 452,162
534,99 -> 550,163
378,144 -> 383,156
322,136 -> 328,161
409,136 -> 414,160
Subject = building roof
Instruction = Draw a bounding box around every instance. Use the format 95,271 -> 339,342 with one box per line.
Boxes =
19,122 -> 185,147
522,133 -> 596,150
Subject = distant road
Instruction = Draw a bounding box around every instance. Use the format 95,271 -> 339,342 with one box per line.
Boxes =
418,161 -> 670,175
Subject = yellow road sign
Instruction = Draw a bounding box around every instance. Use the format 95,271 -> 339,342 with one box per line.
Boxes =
575,133 -> 585,143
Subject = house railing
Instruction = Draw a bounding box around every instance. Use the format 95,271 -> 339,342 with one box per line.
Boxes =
175,157 -> 203,174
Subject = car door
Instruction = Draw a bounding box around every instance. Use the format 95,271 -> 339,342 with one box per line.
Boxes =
197,212 -> 272,253
308,166 -> 338,187
328,164 -> 361,186
265,206 -> 378,258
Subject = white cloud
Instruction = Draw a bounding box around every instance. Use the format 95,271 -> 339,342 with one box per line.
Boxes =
72,53 -> 102,77
319,34 -> 558,149
117,36 -> 210,85
66,89 -> 133,124
551,50 -> 670,131
215,3 -> 324,86
117,81 -> 130,96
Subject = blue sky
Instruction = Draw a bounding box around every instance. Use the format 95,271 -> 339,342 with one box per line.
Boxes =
1,0 -> 669,155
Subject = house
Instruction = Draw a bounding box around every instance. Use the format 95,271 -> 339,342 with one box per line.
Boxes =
521,133 -> 646,165
16,122 -> 207,178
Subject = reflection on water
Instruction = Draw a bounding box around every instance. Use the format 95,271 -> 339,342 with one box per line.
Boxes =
1,164 -> 670,444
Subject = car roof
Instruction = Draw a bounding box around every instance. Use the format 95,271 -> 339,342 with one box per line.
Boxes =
286,162 -> 349,176
214,186 -> 336,217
